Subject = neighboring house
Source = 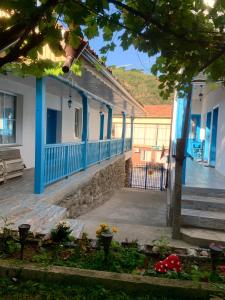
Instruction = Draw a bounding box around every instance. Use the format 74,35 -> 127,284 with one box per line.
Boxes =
0,44 -> 145,194
112,105 -> 172,165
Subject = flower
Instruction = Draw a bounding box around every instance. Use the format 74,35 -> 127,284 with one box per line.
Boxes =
154,254 -> 182,274
96,224 -> 118,238
100,223 -> 109,230
220,265 -> 225,276
112,227 -> 118,233
154,261 -> 167,274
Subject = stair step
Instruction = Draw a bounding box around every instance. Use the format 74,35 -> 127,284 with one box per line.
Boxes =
3,204 -> 68,235
64,219 -> 84,239
181,208 -> 225,230
182,194 -> 225,212
183,186 -> 225,198
181,227 -> 225,247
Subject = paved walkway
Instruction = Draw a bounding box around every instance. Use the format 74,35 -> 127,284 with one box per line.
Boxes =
78,188 -> 190,248
186,158 -> 225,190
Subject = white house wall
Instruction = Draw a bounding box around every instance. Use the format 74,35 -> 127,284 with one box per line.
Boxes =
200,86 -> 225,176
0,75 -> 111,169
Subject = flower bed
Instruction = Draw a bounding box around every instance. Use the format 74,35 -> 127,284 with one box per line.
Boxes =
0,220 -> 225,299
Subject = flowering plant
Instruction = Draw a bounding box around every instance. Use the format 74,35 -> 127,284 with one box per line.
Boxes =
50,221 -> 72,243
154,254 -> 182,274
96,224 -> 118,238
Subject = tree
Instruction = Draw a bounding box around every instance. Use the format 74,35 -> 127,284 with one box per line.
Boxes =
0,0 -> 225,97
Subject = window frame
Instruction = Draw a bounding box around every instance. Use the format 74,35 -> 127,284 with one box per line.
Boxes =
74,107 -> 82,139
0,90 -> 17,145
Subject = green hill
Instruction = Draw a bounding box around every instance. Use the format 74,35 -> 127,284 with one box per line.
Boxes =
111,67 -> 173,105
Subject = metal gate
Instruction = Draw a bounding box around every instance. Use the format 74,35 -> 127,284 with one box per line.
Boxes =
130,163 -> 167,191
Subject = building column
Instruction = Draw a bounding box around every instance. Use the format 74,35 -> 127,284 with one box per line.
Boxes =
99,112 -> 104,140
131,116 -> 134,147
81,93 -> 89,169
107,105 -> 112,140
34,77 -> 46,194
122,111 -> 126,153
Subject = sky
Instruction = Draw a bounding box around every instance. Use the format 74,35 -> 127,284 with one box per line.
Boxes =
89,35 -> 157,73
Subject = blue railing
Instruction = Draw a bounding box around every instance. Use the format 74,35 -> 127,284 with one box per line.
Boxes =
187,139 -> 204,161
44,138 -> 132,186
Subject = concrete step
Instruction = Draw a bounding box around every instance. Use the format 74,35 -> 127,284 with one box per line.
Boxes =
64,219 -> 84,239
181,208 -> 225,230
183,186 -> 225,198
182,194 -> 225,212
181,227 -> 225,247
2,204 -> 68,235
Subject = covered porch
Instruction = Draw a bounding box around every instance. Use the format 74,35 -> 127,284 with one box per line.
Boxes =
34,74 -> 135,194
185,157 -> 225,190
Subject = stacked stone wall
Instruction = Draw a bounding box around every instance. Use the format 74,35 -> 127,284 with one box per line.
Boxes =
57,157 -> 126,217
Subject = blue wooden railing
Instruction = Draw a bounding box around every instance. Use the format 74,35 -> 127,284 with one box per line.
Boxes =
44,138 -> 132,186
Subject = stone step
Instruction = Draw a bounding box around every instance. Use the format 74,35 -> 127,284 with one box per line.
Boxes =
181,208 -> 225,230
1,204 -> 68,235
181,227 -> 225,247
182,194 -> 225,212
64,219 -> 84,239
183,186 -> 225,198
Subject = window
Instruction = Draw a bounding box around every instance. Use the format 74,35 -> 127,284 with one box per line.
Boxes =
0,92 -> 16,144
74,108 -> 82,138
134,147 -> 140,153
140,150 -> 151,161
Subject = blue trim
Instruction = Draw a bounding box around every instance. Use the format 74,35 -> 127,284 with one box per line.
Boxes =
99,112 -> 104,140
209,107 -> 219,167
107,105 -> 112,139
34,77 -> 46,194
204,111 -> 212,161
81,93 -> 89,169
175,96 -> 187,140
122,112 -> 126,153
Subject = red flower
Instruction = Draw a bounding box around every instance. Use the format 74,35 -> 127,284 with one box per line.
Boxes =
220,265 -> 225,276
154,261 -> 167,274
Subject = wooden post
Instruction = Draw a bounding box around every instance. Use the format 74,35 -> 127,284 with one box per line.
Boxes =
172,139 -> 184,239
81,93 -> 89,169
34,77 -> 46,194
172,89 -> 192,239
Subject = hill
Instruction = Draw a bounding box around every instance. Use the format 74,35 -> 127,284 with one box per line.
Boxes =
111,67 -> 173,105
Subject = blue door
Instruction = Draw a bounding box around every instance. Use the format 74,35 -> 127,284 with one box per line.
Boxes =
46,109 -> 58,144
204,111 -> 212,162
209,107 -> 219,167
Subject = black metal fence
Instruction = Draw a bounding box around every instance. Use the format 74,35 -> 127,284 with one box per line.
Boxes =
129,163 -> 167,191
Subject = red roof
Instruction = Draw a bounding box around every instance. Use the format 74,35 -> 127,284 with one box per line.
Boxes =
144,105 -> 173,118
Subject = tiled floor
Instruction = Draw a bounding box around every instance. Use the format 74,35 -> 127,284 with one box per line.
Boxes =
185,158 -> 225,190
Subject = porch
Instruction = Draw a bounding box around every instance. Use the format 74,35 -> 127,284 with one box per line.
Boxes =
0,153 -> 130,234
185,157 -> 225,190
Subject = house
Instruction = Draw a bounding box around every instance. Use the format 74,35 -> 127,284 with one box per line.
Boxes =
167,76 -> 225,245
0,43 -> 145,195
112,105 -> 172,165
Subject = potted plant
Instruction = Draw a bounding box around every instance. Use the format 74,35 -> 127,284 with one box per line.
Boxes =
96,224 -> 118,260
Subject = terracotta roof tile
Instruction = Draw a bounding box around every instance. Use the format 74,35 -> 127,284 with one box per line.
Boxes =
144,105 -> 173,118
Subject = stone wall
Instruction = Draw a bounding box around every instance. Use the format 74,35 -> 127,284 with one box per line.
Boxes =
57,157 -> 126,217
125,158 -> 132,187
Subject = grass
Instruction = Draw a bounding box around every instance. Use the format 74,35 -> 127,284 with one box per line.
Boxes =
0,277 -> 183,300
111,67 -> 173,105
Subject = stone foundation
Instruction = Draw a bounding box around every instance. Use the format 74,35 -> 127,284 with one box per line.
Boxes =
125,158 -> 132,187
57,157 -> 126,217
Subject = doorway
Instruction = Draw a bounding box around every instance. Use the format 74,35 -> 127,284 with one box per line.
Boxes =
46,108 -> 61,144
209,107 -> 219,167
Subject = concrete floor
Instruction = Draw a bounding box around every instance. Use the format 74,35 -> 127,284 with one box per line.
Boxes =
186,158 -> 225,190
78,188 -> 190,248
